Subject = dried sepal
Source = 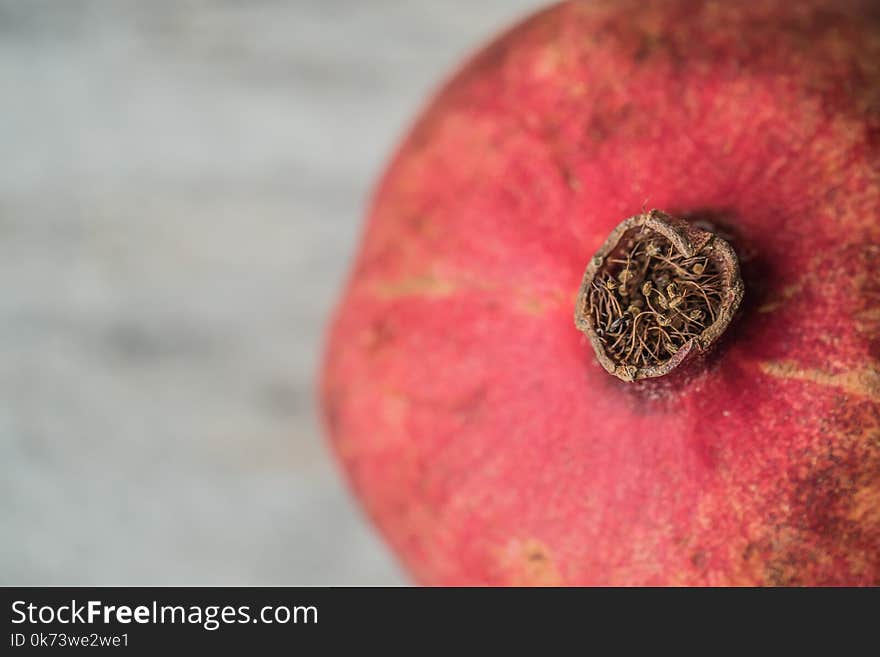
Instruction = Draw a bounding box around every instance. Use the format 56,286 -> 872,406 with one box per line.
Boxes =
574,209 -> 744,382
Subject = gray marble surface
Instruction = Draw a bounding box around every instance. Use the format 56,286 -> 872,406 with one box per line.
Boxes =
0,0 -> 542,584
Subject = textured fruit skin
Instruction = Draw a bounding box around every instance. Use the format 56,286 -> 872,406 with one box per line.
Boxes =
321,0 -> 880,585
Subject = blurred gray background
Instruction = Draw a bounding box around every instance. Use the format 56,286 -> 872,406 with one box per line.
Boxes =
0,0 -> 542,585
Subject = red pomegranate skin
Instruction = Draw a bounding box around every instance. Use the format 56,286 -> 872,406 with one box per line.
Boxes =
321,0 -> 880,585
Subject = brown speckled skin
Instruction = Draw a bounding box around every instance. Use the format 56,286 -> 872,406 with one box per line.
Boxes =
322,0 -> 880,585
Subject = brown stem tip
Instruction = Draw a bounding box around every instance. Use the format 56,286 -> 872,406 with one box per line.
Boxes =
574,210 -> 744,382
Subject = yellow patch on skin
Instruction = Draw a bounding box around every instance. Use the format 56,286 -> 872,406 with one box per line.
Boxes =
371,272 -> 571,320
759,360 -> 880,399
532,44 -> 562,80
848,479 -> 880,526
724,541 -> 769,587
516,288 -> 569,316
502,539 -> 563,586
515,296 -> 547,316
373,275 -> 457,299
855,307 -> 880,334
757,282 -> 804,314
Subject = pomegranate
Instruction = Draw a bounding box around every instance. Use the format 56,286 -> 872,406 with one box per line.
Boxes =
321,0 -> 880,585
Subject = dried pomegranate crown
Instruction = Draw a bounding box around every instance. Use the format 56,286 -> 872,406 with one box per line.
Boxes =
575,210 -> 744,382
